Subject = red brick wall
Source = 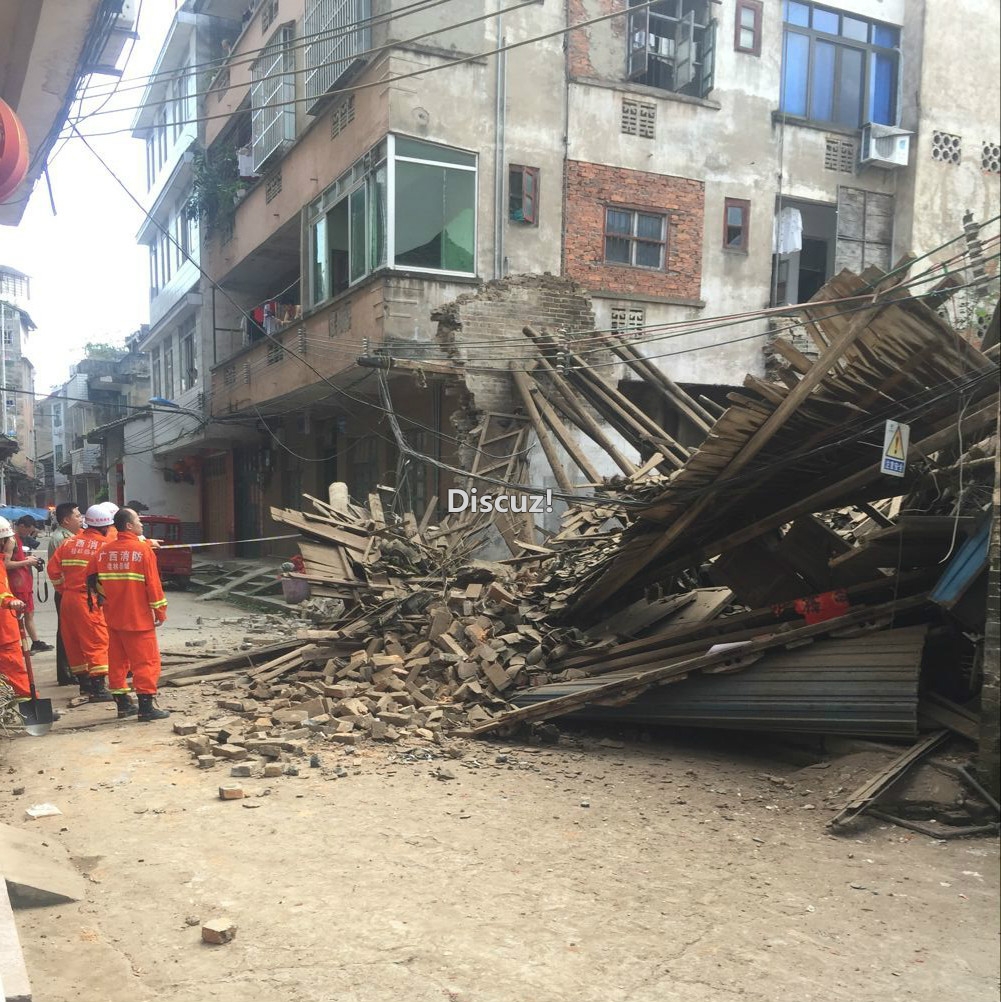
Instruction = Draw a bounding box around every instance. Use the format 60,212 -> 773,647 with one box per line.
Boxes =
567,0 -> 627,79
564,160 -> 704,300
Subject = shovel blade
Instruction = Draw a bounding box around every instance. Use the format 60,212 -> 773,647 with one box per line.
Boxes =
21,697 -> 55,737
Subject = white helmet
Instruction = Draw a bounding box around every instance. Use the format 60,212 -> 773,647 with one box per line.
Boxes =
100,502 -> 120,516
0,517 -> 12,540
84,504 -> 114,528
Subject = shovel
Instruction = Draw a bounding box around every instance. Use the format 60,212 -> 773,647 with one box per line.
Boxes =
18,615 -> 54,737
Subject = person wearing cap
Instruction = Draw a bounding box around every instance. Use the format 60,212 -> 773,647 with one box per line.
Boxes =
4,516 -> 51,654
46,504 -> 123,708
0,517 -> 32,705
87,507 -> 169,722
48,502 -> 84,686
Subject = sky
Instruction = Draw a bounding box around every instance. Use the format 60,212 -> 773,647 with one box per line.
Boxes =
1,2 -> 176,394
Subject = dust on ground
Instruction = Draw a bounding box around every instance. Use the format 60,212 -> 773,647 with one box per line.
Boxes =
2,591 -> 998,1002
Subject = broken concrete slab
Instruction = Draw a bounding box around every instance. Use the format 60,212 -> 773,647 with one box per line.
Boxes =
201,918 -> 237,944
1,877 -> 31,1001
0,822 -> 87,908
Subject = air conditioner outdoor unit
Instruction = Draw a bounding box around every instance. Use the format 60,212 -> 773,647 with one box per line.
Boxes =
859,123 -> 912,168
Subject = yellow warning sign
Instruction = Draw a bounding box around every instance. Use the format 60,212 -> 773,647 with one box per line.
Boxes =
885,426 -> 906,460
881,420 -> 910,478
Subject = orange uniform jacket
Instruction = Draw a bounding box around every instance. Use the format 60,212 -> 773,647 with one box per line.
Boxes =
48,527 -> 108,595
0,561 -> 23,647
89,531 -> 167,630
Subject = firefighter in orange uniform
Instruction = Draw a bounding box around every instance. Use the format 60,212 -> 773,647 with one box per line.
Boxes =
88,507 -> 169,722
46,504 -> 118,705
0,517 -> 31,704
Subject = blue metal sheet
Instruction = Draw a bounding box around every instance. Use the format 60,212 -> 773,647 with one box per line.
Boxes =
931,514 -> 991,609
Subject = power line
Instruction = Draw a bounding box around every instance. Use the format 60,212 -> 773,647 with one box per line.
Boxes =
74,0 -> 459,104
64,0 -> 666,141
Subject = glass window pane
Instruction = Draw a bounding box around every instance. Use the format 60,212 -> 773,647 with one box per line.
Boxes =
395,137 -> 475,167
635,241 -> 663,268
726,205 -> 744,227
740,6 -> 757,28
740,26 -> 756,48
869,52 -> 896,125
636,213 -> 664,239
394,162 -> 475,273
810,40 -> 836,121
784,1 -> 809,26
605,236 -> 631,264
606,209 -> 632,234
781,31 -> 809,116
369,165 -> 387,269
328,198 -> 349,296
726,225 -> 743,247
872,24 -> 898,47
842,15 -> 868,41
442,168 -> 475,272
312,216 -> 329,303
349,188 -> 366,282
812,8 -> 839,33
836,46 -> 864,127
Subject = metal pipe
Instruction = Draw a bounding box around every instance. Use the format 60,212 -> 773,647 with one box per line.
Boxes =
493,3 -> 506,279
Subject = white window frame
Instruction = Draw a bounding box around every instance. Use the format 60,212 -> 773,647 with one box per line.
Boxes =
251,24 -> 296,172
306,135 -> 478,307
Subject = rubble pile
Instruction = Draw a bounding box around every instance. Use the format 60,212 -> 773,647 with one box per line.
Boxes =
167,264 -> 999,832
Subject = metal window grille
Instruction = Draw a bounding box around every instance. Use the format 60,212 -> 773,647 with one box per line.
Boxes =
824,137 -> 855,173
304,0 -> 372,114
331,95 -> 356,138
621,99 -> 639,135
932,131 -> 962,165
982,141 -> 1000,174
638,102 -> 656,138
251,25 -> 296,172
261,0 -> 278,33
265,170 -> 283,202
224,365 -> 236,386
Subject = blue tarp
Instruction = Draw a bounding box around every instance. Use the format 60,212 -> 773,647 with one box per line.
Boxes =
0,505 -> 51,524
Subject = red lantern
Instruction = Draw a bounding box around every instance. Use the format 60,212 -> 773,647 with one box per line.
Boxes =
0,99 -> 30,201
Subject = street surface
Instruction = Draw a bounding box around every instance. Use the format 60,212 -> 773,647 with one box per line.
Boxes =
1,590 -> 998,1002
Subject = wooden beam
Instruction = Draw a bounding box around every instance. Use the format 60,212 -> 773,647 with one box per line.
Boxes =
827,730 -> 949,829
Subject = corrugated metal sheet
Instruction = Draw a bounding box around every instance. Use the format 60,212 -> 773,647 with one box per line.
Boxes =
512,626 -> 927,737
931,515 -> 991,609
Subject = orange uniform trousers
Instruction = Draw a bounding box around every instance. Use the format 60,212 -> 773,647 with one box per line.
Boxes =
58,592 -> 109,679
0,641 -> 30,700
108,629 -> 161,695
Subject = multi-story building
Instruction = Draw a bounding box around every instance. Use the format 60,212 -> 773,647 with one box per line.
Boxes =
34,336 -> 151,508
129,0 -> 261,540
163,0 -> 998,547
0,265 -> 38,504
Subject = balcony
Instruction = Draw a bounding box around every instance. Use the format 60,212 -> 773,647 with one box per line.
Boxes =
70,444 -> 102,476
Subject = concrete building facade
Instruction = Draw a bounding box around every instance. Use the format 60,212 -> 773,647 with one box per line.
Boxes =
146,0 -> 997,547
0,265 -> 38,504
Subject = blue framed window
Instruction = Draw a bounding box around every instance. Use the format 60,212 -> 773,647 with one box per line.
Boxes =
780,1 -> 899,128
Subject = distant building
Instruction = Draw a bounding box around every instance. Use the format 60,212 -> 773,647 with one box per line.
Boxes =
0,264 -> 38,505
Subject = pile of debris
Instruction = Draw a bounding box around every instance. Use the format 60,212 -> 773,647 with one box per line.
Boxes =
165,264 -> 999,832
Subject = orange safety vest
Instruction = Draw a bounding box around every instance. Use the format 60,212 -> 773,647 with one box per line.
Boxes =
90,530 -> 167,631
0,561 -> 22,647
48,527 -> 108,594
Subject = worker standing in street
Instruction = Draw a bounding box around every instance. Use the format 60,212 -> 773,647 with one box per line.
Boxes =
5,516 -> 52,654
88,507 -> 169,722
47,502 -> 84,686
46,505 -> 117,705
0,517 -> 31,705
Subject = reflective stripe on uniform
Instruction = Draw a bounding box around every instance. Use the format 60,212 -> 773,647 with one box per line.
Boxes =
98,573 -> 147,582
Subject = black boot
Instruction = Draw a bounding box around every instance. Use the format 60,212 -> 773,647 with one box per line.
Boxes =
77,675 -> 91,697
114,693 -> 138,719
137,693 -> 169,722
87,676 -> 114,703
